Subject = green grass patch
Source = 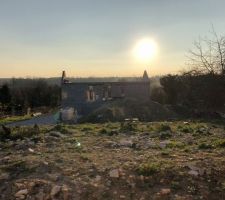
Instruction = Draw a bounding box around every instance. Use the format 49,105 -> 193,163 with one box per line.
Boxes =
137,162 -> 161,176
0,115 -> 32,125
166,141 -> 185,149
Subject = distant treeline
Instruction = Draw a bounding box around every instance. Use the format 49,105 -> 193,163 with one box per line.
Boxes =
0,79 -> 61,115
151,74 -> 225,114
0,76 -> 147,86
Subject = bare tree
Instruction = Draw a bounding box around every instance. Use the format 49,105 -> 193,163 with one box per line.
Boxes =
187,27 -> 225,75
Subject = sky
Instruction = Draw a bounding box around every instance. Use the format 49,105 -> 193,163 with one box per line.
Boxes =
0,0 -> 225,78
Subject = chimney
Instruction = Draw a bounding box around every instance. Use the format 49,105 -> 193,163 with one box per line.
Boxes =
61,70 -> 66,84
143,70 -> 149,81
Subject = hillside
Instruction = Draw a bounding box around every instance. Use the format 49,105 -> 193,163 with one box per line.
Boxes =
0,120 -> 225,199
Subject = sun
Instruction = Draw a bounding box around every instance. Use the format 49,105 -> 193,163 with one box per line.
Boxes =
133,38 -> 157,62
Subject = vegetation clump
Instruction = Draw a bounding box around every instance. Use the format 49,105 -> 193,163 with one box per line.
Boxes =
52,124 -> 70,134
198,143 -> 213,149
177,125 -> 194,133
159,131 -> 172,140
0,124 -> 40,141
166,141 -> 185,149
120,121 -> 137,133
137,162 -> 161,176
157,123 -> 172,132
99,128 -> 118,136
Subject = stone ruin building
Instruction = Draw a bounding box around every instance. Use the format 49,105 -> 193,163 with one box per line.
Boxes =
60,70 -> 150,120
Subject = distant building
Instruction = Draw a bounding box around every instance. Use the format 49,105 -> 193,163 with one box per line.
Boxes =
61,70 -> 150,118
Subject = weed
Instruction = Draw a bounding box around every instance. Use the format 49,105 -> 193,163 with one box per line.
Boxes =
137,162 -> 161,176
99,128 -> 118,136
157,123 -> 172,132
99,128 -> 107,134
178,125 -> 194,133
213,139 -> 225,148
161,150 -> 170,156
120,122 -> 137,132
198,143 -> 213,149
80,153 -> 89,161
166,141 -> 185,149
171,181 -> 181,190
159,131 -> 172,140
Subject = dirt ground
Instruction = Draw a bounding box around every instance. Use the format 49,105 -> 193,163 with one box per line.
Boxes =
0,120 -> 225,200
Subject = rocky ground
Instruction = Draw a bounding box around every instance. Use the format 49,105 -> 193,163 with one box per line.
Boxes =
0,120 -> 225,200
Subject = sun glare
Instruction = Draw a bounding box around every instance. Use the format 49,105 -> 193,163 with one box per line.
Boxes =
133,38 -> 157,62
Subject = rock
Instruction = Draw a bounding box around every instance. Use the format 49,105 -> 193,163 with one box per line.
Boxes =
47,173 -> 60,181
62,185 -> 70,200
188,170 -> 199,176
159,140 -> 171,148
15,189 -> 28,199
35,189 -> 45,200
0,172 -> 10,180
104,141 -> 118,148
28,148 -> 34,153
109,169 -> 120,178
48,131 -> 65,138
94,175 -> 101,182
160,188 -> 171,195
44,135 -> 60,143
27,182 -> 36,190
50,185 -> 61,197
106,180 -> 112,187
119,139 -> 134,148
143,141 -> 157,149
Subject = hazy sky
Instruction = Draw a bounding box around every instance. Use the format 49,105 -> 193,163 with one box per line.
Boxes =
1,0 -> 225,78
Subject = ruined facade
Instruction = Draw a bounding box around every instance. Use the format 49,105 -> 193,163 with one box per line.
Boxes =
61,71 -> 150,117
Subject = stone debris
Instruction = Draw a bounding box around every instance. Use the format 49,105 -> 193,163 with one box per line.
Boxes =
50,185 -> 61,198
14,189 -> 28,199
0,172 -> 10,180
0,122 -> 225,199
188,170 -> 199,176
28,148 -> 34,153
119,139 -> 134,147
109,169 -> 120,178
160,188 -> 171,195
48,131 -> 65,138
